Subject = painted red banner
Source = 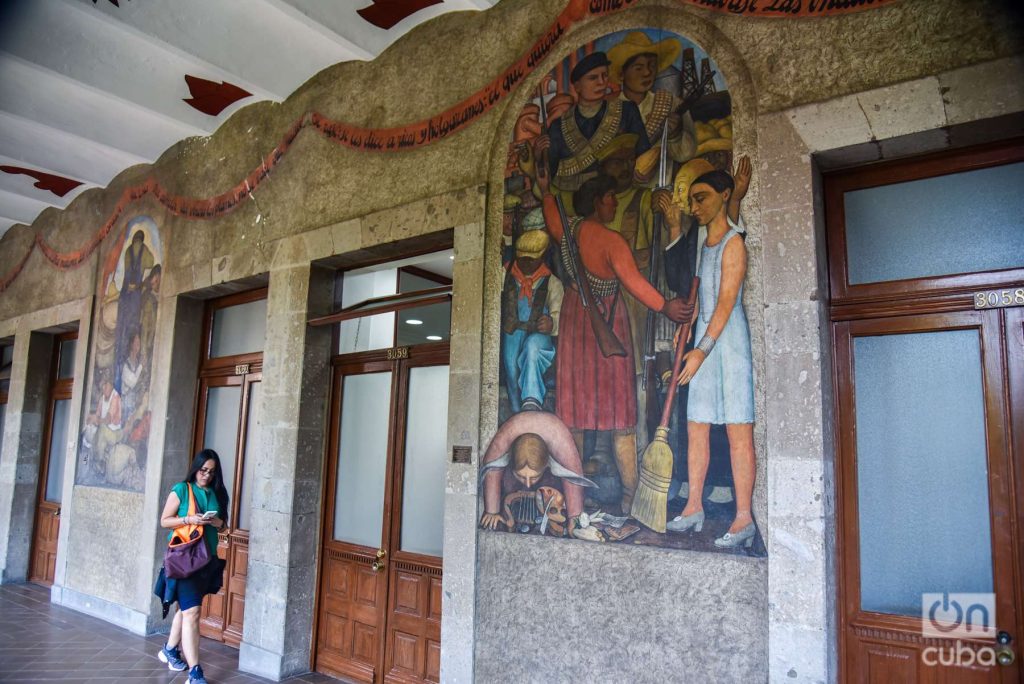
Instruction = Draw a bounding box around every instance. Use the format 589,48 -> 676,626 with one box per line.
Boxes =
678,0 -> 899,17
0,0 -> 901,292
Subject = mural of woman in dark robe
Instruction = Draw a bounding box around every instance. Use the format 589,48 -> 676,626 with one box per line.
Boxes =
76,216 -> 161,492
113,230 -> 154,392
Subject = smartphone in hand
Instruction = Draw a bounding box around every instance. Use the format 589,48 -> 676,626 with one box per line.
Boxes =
201,511 -> 218,521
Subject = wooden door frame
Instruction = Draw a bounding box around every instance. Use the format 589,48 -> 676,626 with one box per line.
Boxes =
385,344 -> 449,574
824,138 -> 1024,321
313,340 -> 449,681
29,330 -> 77,585
0,340 -> 12,406
825,139 -> 1024,679
1003,307 -> 1024,654
191,287 -> 266,644
833,310 -> 1020,678
382,345 -> 447,684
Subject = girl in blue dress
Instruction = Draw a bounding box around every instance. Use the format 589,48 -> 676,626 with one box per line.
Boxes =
668,169 -> 756,548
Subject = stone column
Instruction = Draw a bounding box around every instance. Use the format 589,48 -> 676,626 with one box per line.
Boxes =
0,331 -> 52,582
137,295 -> 204,631
239,264 -> 332,680
439,220 -> 485,683
758,111 -> 835,683
50,302 -> 93,594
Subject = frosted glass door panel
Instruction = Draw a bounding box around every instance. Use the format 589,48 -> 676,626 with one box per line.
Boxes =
334,372 -> 392,548
44,399 -> 70,503
854,330 -> 993,616
844,162 -> 1024,284
203,385 -> 242,504
211,299 -> 267,357
400,365 -> 449,557
237,382 -> 261,531
57,339 -> 76,379
338,313 -> 396,354
338,270 -> 397,354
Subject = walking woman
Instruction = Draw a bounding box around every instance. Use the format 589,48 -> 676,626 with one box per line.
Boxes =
667,169 -> 757,548
155,449 -> 229,683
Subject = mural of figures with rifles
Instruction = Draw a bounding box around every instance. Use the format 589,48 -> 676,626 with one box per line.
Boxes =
485,29 -> 764,556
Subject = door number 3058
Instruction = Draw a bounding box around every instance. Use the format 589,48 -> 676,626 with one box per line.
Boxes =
974,288 -> 1024,310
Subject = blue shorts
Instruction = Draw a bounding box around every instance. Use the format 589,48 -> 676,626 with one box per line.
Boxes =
174,559 -> 223,611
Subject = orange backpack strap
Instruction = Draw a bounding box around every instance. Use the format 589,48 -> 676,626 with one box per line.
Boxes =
169,483 -> 200,545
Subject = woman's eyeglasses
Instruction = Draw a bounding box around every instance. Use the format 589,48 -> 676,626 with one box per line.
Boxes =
199,467 -> 217,475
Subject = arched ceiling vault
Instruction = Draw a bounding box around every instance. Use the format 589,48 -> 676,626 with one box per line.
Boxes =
0,0 -> 496,239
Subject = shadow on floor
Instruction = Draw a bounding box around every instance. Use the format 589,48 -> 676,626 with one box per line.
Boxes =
0,582 -> 345,683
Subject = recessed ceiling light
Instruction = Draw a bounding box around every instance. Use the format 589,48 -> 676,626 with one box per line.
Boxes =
426,335 -> 442,341
448,255 -> 454,260
405,319 -> 423,325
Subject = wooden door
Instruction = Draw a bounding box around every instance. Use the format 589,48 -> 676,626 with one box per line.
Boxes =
29,332 -> 76,585
193,288 -> 266,646
825,142 -> 1024,681
194,368 -> 262,645
835,311 -> 1021,681
316,344 -> 448,684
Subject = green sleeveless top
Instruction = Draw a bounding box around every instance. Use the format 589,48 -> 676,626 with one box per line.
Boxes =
169,481 -> 220,557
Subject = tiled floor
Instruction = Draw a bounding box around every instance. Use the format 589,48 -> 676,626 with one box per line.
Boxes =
0,583 -> 342,683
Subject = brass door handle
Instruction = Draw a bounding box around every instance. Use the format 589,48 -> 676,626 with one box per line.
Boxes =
371,549 -> 387,572
996,646 -> 1015,666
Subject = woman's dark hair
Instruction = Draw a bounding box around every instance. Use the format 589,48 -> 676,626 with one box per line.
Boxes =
692,169 -> 735,194
573,174 -> 618,217
186,449 -> 230,526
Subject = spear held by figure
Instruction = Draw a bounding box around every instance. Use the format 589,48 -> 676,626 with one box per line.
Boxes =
632,277 -> 699,532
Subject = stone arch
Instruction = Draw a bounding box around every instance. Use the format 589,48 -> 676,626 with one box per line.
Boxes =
478,4 -> 768,554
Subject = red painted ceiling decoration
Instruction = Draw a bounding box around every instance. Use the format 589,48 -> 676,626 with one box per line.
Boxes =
0,166 -> 84,198
182,75 -> 253,117
357,0 -> 443,30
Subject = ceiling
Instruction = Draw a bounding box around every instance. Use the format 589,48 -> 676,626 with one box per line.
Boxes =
0,0 -> 496,240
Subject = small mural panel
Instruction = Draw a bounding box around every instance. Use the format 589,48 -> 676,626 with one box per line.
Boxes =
76,216 -> 162,492
487,28 -> 764,555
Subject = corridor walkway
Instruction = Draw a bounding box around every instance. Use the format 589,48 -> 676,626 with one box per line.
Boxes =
0,583 -> 339,683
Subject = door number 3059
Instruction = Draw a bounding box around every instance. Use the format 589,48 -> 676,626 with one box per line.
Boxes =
974,288 -> 1024,310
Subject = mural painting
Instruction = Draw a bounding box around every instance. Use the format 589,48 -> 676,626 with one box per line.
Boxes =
486,29 -> 764,555
75,216 -> 162,492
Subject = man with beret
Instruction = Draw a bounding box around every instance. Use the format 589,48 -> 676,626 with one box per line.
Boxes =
533,51 -> 652,197
501,225 -> 564,413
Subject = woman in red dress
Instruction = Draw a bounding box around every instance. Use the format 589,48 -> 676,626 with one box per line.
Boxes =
540,174 -> 690,512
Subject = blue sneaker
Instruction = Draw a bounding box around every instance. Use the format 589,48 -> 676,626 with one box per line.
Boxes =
157,644 -> 187,672
188,664 -> 208,684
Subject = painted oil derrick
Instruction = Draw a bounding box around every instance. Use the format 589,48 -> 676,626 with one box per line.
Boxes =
680,48 -> 699,99
700,58 -> 717,93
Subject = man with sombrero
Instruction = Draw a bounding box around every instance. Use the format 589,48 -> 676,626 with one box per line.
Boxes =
608,31 -> 697,166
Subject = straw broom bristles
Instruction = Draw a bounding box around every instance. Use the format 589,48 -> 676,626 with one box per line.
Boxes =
632,426 -> 673,532
630,277 -> 699,533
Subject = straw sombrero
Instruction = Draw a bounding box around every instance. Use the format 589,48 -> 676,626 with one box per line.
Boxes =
607,32 -> 682,85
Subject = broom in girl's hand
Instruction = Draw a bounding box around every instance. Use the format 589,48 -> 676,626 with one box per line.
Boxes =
631,278 -> 699,532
